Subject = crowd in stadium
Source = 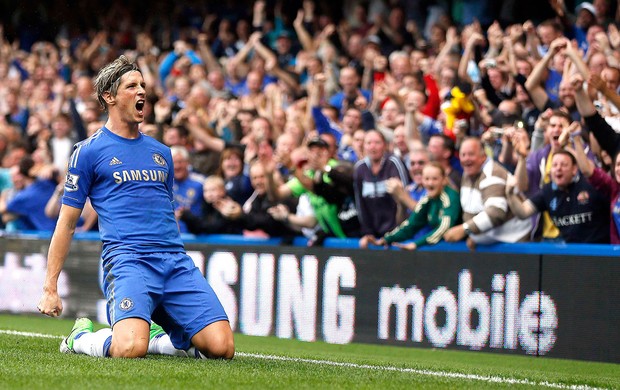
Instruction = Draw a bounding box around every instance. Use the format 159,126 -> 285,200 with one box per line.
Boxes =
1,0 -> 620,249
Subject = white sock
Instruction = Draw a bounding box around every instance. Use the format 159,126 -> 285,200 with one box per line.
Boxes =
73,328 -> 112,357
148,334 -> 188,357
186,346 -> 207,359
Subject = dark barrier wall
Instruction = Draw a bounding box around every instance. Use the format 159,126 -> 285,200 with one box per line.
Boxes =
1,234 -> 618,363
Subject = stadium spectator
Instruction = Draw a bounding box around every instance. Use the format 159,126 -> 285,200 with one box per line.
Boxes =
267,137 -> 356,245
569,122 -> 620,244
171,146 -> 205,233
222,160 -> 297,242
507,149 -> 610,243
330,66 -> 372,118
217,146 -> 253,206
0,155 -> 57,231
386,147 -> 429,217
514,109 -> 597,240
178,175 -> 243,235
368,162 -> 461,250
427,134 -> 462,190
0,164 -> 27,231
356,130 -> 410,247
443,137 -> 532,250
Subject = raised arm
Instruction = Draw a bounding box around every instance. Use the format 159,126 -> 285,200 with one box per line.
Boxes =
292,9 -> 314,51
433,26 -> 459,79
524,37 -> 568,110
196,33 -> 223,73
458,31 -> 485,84
567,123 -> 595,178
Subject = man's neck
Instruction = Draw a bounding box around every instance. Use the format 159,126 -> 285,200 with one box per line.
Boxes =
105,119 -> 140,139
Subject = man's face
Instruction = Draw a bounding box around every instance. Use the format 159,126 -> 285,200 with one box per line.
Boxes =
247,72 -> 262,93
249,164 -> 267,194
380,100 -> 400,128
163,128 -> 183,147
320,135 -> 338,159
276,36 -> 291,54
409,151 -> 429,185
487,68 -> 504,90
51,117 -> 71,138
352,130 -> 365,154
342,109 -> 361,132
307,145 -> 328,169
339,68 -> 358,94
237,112 -> 254,135
390,56 -> 410,79
459,139 -> 487,177
515,84 -> 531,105
392,126 -> 407,153
602,68 -> 620,92
546,114 -> 569,151
558,82 -> 575,109
112,70 -> 146,124
537,25 -> 556,46
172,153 -> 189,181
428,136 -> 447,162
363,132 -> 386,162
251,118 -> 271,140
516,60 -> 532,77
589,53 -> 607,75
174,78 -> 191,100
551,153 -> 577,188
208,71 -> 225,90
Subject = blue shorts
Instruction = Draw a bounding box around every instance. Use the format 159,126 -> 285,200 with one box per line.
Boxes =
102,252 -> 228,350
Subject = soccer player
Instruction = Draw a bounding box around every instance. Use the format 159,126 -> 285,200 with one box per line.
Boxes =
37,55 -> 234,359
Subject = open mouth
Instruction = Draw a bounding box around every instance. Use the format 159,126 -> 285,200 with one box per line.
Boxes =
136,100 -> 145,114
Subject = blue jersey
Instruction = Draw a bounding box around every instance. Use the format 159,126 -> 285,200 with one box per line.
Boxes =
6,179 -> 58,231
173,173 -> 204,233
62,126 -> 184,260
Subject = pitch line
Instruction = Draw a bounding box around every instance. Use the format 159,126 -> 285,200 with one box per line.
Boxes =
0,329 -> 607,390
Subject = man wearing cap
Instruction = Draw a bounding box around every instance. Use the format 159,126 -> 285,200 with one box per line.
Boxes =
574,2 -> 598,51
274,30 -> 298,71
266,136 -> 356,244
553,0 -> 598,52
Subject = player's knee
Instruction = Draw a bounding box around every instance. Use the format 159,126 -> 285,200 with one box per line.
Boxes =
110,336 -> 149,358
202,332 -> 235,360
196,332 -> 235,359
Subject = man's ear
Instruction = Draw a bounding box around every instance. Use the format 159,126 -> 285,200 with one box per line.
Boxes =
102,91 -> 115,106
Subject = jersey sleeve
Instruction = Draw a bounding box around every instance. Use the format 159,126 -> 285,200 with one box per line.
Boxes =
383,198 -> 430,244
61,142 -> 94,210
414,190 -> 461,248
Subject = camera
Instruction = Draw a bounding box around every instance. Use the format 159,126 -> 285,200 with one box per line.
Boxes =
490,127 -> 505,137
486,59 -> 497,68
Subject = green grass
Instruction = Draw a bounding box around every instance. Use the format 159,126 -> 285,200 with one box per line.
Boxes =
0,314 -> 618,389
